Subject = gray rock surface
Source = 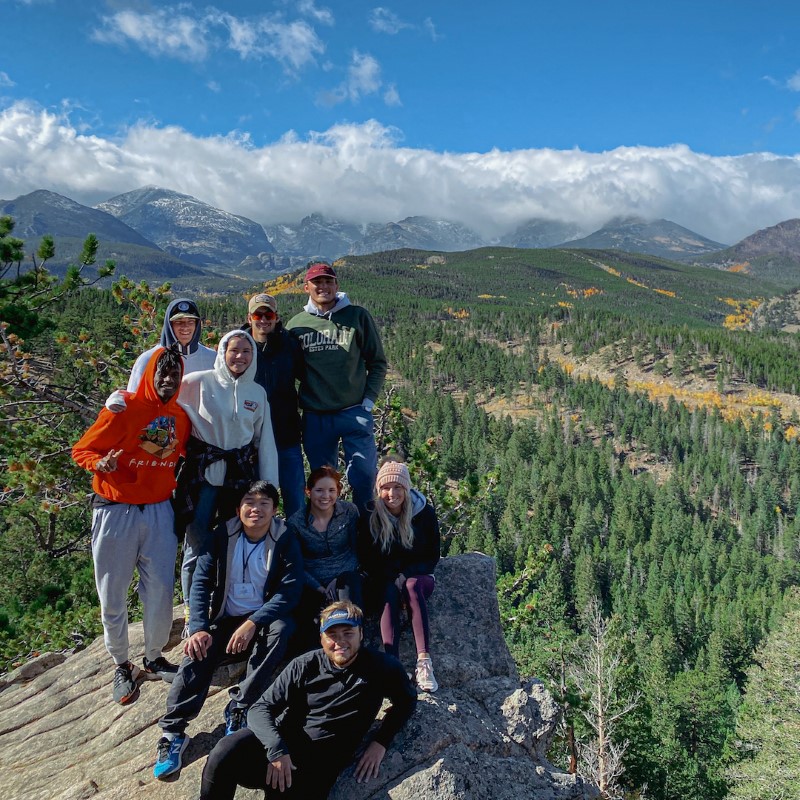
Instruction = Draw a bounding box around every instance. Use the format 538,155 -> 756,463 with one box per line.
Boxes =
0,553 -> 596,800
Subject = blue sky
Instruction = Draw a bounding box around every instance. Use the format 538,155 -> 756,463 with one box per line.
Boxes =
2,0 -> 800,242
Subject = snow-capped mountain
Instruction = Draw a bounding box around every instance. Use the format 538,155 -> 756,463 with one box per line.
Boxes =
97,186 -> 276,271
264,213 -> 368,263
350,216 -> 486,255
499,218 -> 587,249
0,189 -> 207,281
1,189 -> 158,247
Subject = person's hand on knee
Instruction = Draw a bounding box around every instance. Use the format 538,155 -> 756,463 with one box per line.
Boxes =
185,630 -> 212,660
267,754 -> 295,791
226,620 -> 257,655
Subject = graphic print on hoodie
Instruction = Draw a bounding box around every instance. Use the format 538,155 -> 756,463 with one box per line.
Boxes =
72,347 -> 192,505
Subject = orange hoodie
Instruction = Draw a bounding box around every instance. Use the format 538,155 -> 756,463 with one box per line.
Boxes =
72,347 -> 191,504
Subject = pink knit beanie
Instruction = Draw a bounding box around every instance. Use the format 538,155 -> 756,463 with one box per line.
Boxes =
375,460 -> 411,492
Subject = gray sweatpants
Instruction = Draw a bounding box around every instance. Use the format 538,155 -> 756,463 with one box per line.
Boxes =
91,500 -> 178,665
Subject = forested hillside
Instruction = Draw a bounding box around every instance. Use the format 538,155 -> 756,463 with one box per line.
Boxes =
2,231 -> 799,798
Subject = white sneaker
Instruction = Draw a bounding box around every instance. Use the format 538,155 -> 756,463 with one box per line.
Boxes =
415,656 -> 438,693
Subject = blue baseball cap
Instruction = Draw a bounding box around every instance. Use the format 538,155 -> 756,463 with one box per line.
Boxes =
320,608 -> 361,633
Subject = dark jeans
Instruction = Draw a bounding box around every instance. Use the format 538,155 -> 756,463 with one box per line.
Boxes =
277,443 -> 306,519
200,728 -> 343,800
381,574 -> 435,658
302,406 -> 377,515
180,483 -> 238,606
293,571 -> 363,654
159,615 -> 294,734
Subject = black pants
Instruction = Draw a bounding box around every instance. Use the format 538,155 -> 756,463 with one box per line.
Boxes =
159,615 -> 294,735
200,728 -> 343,800
292,570 -> 363,655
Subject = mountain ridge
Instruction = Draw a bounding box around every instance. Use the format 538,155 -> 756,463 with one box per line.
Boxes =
96,186 -> 277,272
15,186 -> 800,286
0,190 -> 208,282
555,216 -> 727,260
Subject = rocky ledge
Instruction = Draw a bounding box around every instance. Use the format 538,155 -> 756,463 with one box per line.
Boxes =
0,553 -> 597,800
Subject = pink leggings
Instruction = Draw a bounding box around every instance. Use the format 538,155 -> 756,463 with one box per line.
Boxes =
380,574 -> 435,658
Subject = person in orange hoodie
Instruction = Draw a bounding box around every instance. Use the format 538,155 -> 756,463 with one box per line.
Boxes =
72,346 -> 191,705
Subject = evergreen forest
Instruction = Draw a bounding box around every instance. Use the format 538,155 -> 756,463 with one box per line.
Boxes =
3,222 -> 800,799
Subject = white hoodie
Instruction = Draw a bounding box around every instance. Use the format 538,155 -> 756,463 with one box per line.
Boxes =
177,329 -> 278,488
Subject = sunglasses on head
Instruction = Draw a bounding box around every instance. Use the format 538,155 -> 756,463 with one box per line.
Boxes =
251,310 -> 278,321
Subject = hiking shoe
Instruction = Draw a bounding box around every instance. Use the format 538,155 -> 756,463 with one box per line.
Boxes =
153,734 -> 189,779
415,656 -> 438,693
112,661 -> 141,705
224,701 -> 248,736
143,656 -> 179,683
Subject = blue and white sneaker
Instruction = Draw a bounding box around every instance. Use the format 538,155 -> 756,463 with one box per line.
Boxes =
153,734 -> 189,779
224,701 -> 248,736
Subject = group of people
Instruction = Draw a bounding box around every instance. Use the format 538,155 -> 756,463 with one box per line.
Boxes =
71,262 -> 440,797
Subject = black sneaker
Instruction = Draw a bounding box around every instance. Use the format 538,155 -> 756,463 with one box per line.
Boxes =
112,661 -> 141,705
224,701 -> 248,736
143,656 -> 179,683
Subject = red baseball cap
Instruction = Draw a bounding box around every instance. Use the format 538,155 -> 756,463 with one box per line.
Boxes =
305,262 -> 337,282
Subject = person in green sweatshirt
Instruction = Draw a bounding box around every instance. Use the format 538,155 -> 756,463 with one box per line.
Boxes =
285,262 -> 387,514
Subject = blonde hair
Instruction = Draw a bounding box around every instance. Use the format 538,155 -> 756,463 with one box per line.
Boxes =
370,469 -> 414,553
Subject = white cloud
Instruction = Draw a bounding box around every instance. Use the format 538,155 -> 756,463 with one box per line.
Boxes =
347,52 -> 382,98
794,106 -> 800,123
296,0 -> 334,26
207,81 -> 221,93
369,7 -> 411,35
0,72 -> 14,88
2,101 -> 800,244
788,70 -> 800,91
423,17 -> 440,41
317,51 -> 384,105
92,8 -> 212,61
92,5 -> 325,72
383,84 -> 402,107
213,12 -> 324,70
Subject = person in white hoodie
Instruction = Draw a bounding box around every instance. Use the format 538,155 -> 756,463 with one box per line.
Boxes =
174,329 -> 279,634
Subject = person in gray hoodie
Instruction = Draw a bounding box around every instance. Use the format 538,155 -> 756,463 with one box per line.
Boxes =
285,262 -> 387,515
106,298 -> 216,409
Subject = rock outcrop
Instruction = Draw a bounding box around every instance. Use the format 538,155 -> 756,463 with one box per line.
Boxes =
0,553 -> 596,800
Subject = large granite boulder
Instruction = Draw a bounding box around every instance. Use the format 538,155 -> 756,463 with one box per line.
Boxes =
0,553 -> 596,800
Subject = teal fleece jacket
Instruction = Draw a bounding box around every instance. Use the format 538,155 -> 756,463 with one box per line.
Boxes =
286,293 -> 387,413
